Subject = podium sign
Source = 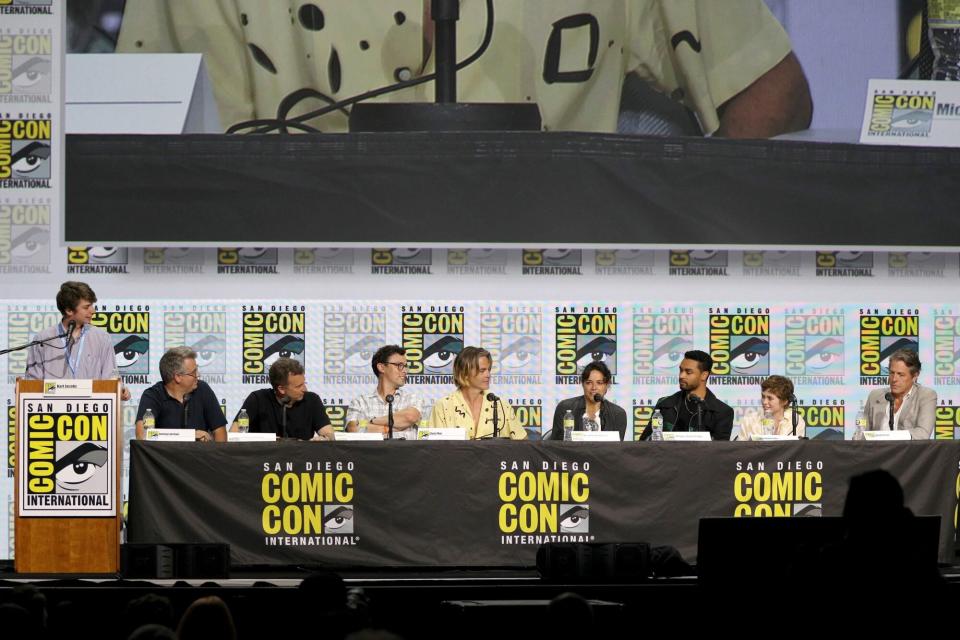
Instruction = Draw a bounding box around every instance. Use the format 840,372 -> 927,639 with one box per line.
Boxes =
18,391 -> 117,517
14,380 -> 122,574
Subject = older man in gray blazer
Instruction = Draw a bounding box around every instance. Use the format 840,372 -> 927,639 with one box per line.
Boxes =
864,348 -> 936,440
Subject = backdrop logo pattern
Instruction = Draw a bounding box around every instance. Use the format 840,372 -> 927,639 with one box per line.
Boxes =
91,308 -> 151,384
595,250 -> 654,276
447,249 -> 507,275
143,248 -> 205,274
481,305 -> 542,386
294,248 -> 354,274
888,251 -> 946,278
218,248 -> 279,274
0,32 -> 52,99
859,309 -> 919,385
0,200 -> 49,272
5,306 -> 57,381
784,307 -> 844,385
669,250 -> 728,276
935,400 -> 960,440
934,311 -> 960,386
555,307 -> 617,385
0,116 -> 50,187
633,306 -> 693,385
323,307 -> 386,385
401,306 -> 464,384
241,307 -> 306,384
816,251 -> 874,277
796,399 -> 845,440
709,308 -> 770,385
508,398 -> 543,440
498,458 -> 592,544
66,246 -> 129,274
522,249 -> 583,275
742,251 -> 801,277
164,309 -> 226,385
371,249 -> 432,275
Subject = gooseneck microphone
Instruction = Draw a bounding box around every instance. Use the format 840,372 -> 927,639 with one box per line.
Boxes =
790,394 -> 799,436
687,393 -> 704,432
884,391 -> 895,431
487,393 -> 500,438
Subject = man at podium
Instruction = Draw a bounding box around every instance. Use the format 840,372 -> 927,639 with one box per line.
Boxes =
135,346 -> 228,442
25,281 -> 131,400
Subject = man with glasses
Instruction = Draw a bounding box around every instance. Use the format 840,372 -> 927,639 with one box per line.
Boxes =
135,346 -> 227,442
229,357 -> 335,440
345,345 -> 424,439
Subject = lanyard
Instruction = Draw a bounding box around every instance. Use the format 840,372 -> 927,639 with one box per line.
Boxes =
62,324 -> 88,377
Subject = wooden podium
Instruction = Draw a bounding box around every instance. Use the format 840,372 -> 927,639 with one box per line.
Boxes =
14,379 -> 123,574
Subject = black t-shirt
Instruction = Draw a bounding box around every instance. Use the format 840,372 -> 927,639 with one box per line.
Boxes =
136,380 -> 227,432
235,389 -> 330,440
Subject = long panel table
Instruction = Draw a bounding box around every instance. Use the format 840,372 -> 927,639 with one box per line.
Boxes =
128,440 -> 960,568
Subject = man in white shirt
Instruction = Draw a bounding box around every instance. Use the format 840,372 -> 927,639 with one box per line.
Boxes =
345,345 -> 425,439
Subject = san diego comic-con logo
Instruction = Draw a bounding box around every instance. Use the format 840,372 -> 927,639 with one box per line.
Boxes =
6,400 -> 15,477
22,399 -> 113,511
633,305 -> 694,386
0,1 -> 54,16
447,249 -> 507,275
709,307 -> 770,385
0,32 -> 53,99
5,306 -> 58,382
261,460 -> 358,547
733,458 -> 824,517
322,399 -> 348,432
480,304 -> 542,386
934,309 -> 960,386
294,248 -> 354,274
784,307 -> 844,385
867,90 -> 935,138
165,308 -> 226,385
217,248 -> 279,274
323,305 -> 386,385
888,251 -> 946,278
241,305 -> 306,385
795,399 -> 845,441
669,250 -> 728,276
741,251 -> 801,277
522,249 -> 583,275
498,459 -> 593,545
555,306 -> 617,385
0,200 -> 50,271
935,400 -> 960,441
143,248 -> 205,274
67,246 -> 129,274
371,248 -> 432,275
91,307 -> 151,385
507,398 -> 543,440
631,398 -> 655,442
858,308 -> 919,385
816,251 -> 873,277
0,116 -> 51,187
401,305 -> 464,384
594,250 -> 654,276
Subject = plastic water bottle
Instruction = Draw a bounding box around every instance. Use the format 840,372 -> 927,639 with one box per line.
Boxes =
143,408 -> 155,430
650,409 -> 664,441
929,0 -> 960,80
237,408 -> 249,433
853,406 -> 867,441
563,410 -> 574,441
761,410 -> 776,436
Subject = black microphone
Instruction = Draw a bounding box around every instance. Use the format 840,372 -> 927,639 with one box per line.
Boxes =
790,394 -> 799,436
593,393 -> 603,403
385,394 -> 395,440
884,391 -> 895,431
487,393 -> 499,438
182,392 -> 192,429
686,393 -> 703,432
279,395 -> 292,439
63,319 -> 77,374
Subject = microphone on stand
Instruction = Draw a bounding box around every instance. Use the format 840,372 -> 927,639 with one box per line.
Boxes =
63,319 -> 77,374
884,391 -> 895,431
487,393 -> 499,438
279,395 -> 292,439
386,394 -> 395,440
687,394 -> 704,432
790,394 -> 799,436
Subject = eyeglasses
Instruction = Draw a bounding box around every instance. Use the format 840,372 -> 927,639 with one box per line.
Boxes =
385,362 -> 407,371
178,368 -> 200,378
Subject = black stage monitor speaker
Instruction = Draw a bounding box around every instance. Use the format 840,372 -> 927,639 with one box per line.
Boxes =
121,543 -> 229,579
536,542 -> 651,582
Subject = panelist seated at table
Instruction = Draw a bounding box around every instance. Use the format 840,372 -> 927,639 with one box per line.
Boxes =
429,346 -> 527,440
639,350 -> 734,441
345,345 -> 424,439
135,346 -> 227,442
548,361 -> 627,440
230,357 -> 335,441
737,375 -> 805,440
863,348 -> 936,440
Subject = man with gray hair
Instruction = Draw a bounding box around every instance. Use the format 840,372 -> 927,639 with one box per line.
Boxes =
864,348 -> 937,440
229,357 -> 334,440
135,346 -> 227,441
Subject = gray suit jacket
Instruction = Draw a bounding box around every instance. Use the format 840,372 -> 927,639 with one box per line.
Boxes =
865,385 -> 937,440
